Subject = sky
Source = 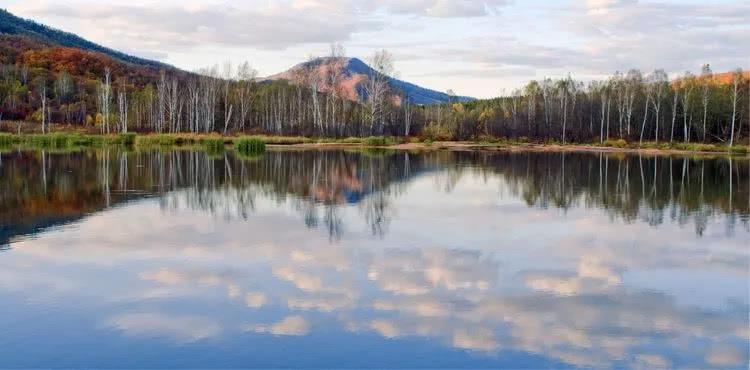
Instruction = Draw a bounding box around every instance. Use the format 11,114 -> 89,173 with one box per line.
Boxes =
1,0 -> 748,98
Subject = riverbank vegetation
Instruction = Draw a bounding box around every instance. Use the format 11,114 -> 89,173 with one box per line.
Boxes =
0,46 -> 747,147
234,137 -> 266,156
0,131 -> 134,149
0,132 -> 747,155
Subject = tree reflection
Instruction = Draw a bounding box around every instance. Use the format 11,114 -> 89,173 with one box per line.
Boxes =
0,149 -> 747,245
0,149 -> 748,369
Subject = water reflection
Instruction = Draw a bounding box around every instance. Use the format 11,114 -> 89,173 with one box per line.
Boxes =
0,148 -> 747,369
1,149 -> 747,244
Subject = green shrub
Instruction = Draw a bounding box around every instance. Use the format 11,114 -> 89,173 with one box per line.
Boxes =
4,133 -> 107,149
728,145 -> 749,154
365,136 -> 386,146
119,133 -> 137,146
71,134 -> 103,146
670,142 -> 719,152
341,137 -> 364,144
0,133 -> 14,146
364,136 -> 396,146
234,137 -> 266,155
24,133 -> 70,148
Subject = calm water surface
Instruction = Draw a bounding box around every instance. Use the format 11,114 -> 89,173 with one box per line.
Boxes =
0,148 -> 748,369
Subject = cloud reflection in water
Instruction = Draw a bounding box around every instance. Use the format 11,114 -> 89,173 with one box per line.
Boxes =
0,149 -> 747,368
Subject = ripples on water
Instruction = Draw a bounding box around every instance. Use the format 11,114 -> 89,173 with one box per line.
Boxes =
0,148 -> 748,369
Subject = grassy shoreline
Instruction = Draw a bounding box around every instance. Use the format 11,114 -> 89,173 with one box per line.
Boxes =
0,132 -> 747,155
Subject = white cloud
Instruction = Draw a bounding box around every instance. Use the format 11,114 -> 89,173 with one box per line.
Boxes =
287,294 -> 354,312
139,269 -> 186,285
705,345 -> 747,368
584,0 -> 637,12
105,312 -> 220,342
7,0 -> 749,96
245,292 -> 268,308
369,319 -> 400,338
12,0 -> 371,51
252,315 -> 310,336
362,0 -> 509,18
4,159 -> 748,368
452,328 -> 499,351
565,1 -> 750,73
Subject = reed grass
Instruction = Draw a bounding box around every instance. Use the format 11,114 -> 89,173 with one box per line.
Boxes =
234,137 -> 266,155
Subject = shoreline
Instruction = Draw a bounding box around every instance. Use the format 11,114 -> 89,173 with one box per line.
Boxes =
1,132 -> 748,157
269,141 -> 750,157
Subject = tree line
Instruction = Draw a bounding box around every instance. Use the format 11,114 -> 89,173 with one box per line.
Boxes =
0,47 -> 747,144
432,66 -> 749,146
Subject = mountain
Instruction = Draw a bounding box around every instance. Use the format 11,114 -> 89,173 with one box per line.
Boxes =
266,57 -> 474,105
0,8 -> 472,105
0,8 -> 167,68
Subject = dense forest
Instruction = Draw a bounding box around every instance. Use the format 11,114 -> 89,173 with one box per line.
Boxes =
0,39 -> 748,144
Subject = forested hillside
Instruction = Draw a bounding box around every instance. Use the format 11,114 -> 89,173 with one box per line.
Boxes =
0,9 -> 166,68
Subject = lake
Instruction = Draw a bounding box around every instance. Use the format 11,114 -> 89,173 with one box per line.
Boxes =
0,148 -> 748,369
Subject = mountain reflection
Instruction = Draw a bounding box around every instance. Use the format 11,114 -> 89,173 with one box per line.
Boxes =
0,149 -> 748,369
1,149 -> 747,245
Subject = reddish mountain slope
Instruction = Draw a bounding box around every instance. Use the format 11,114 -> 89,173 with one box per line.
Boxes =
266,57 -> 474,105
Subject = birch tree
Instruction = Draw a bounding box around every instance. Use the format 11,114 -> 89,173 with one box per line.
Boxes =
118,89 -> 128,133
597,82 -> 610,143
167,77 -> 179,132
700,64 -> 712,141
236,61 -> 257,132
613,72 -> 626,138
98,68 -> 112,134
363,50 -> 394,135
403,91 -> 413,136
556,77 -> 570,143
729,68 -> 743,147
326,43 -> 346,135
650,69 -> 668,143
623,69 -> 642,138
524,81 -> 540,135
156,70 -> 166,133
301,56 -> 324,134
679,71 -> 695,142
222,62 -> 234,135
639,78 -> 653,145
541,78 -> 553,130
670,85 -> 679,143
54,71 -> 73,104
40,85 -> 47,133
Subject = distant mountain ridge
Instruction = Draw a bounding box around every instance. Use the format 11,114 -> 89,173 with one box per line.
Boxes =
0,8 -> 167,68
266,57 -> 474,105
